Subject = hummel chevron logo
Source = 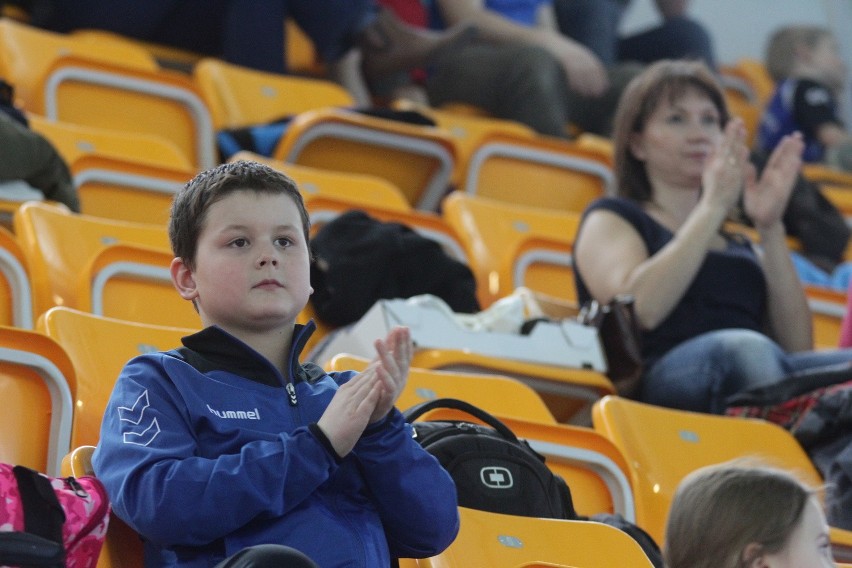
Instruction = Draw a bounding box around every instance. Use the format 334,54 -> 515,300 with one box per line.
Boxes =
118,390 -> 150,425
118,390 -> 161,446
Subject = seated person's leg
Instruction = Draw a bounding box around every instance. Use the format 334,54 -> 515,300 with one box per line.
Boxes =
552,0 -> 623,66
425,43 -> 572,138
214,544 -> 320,568
219,0 -> 289,74
641,329 -> 788,414
618,16 -> 716,69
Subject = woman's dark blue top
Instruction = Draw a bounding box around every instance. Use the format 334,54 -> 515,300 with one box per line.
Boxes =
574,197 -> 768,367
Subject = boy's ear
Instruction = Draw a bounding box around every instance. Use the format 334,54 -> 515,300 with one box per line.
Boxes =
741,543 -> 770,568
170,257 -> 199,301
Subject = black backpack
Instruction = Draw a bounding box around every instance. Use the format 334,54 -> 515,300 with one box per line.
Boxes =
403,398 -> 666,568
403,398 -> 577,520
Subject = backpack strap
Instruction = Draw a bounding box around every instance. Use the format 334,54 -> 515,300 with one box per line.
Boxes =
12,466 -> 65,549
403,398 -> 520,443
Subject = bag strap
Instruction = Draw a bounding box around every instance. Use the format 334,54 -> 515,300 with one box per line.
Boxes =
12,466 -> 65,548
403,398 -> 520,443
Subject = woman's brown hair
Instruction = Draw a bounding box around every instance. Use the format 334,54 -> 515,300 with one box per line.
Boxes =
611,59 -> 729,203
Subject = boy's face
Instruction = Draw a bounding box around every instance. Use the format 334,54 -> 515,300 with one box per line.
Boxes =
171,189 -> 313,337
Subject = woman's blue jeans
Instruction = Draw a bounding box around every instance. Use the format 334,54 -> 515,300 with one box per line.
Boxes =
641,328 -> 852,414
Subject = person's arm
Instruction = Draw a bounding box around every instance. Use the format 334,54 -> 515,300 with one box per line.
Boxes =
653,0 -> 688,19
744,133 -> 813,351
575,119 -> 751,330
435,0 -> 608,97
0,112 -> 79,211
575,201 -> 727,330
354,410 -> 460,558
92,355 -> 342,548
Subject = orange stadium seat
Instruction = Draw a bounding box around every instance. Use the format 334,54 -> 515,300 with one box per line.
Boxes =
0,326 -> 75,475
416,507 -> 655,567
460,132 -> 614,213
0,225 -> 33,328
441,191 -> 581,308
326,353 -> 557,424
193,57 -> 353,130
0,18 -> 216,170
39,306 -> 191,449
13,201 -> 200,328
592,395 -> 852,561
272,107 -> 457,211
29,114 -> 194,225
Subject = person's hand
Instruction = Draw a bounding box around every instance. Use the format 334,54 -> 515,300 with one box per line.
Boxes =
546,36 -> 609,97
317,365 -> 381,457
744,132 -> 805,231
369,326 -> 412,423
701,117 -> 750,214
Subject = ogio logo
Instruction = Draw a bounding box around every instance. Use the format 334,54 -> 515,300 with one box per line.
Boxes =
480,466 -> 513,489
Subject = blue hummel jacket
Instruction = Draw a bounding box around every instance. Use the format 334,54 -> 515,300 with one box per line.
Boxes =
92,323 -> 459,568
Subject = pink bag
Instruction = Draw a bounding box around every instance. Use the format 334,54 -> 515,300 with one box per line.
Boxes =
0,463 -> 110,568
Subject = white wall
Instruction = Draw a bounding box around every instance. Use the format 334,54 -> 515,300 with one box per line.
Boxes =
621,0 -> 852,120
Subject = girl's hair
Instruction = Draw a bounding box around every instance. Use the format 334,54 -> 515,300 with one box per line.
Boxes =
765,25 -> 833,83
664,460 -> 817,568
168,160 -> 310,270
611,59 -> 729,203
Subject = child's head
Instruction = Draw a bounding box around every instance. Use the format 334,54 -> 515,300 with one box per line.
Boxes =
169,160 -> 310,270
765,26 -> 846,90
664,460 -> 833,568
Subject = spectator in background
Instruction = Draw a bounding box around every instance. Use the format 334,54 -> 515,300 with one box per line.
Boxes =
757,25 -> 852,172
665,460 -> 834,568
573,59 -> 852,415
552,0 -> 716,69
385,0 -> 644,139
0,79 -> 79,212
28,0 -> 474,104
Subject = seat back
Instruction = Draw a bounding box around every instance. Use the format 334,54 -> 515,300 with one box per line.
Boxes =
14,202 -> 200,328
442,191 -> 581,308
462,133 -> 614,213
229,152 -> 412,213
29,115 -> 193,225
0,326 -> 75,475
61,445 -> 144,568
0,19 -> 215,169
0,225 -> 33,328
591,395 -> 826,545
393,100 -> 538,186
804,285 -> 846,349
418,506 -> 655,567
39,306 -> 192,449
193,57 -> 353,129
273,107 -> 457,211
326,354 -> 556,424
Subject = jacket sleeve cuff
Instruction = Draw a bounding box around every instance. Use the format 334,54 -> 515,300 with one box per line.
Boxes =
309,423 -> 342,463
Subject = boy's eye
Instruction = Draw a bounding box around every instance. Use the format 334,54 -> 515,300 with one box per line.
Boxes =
230,238 -> 249,248
665,113 -> 684,123
701,114 -> 720,126
275,237 -> 294,247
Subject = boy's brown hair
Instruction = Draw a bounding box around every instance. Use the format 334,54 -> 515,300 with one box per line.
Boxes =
765,25 -> 833,83
168,160 -> 310,270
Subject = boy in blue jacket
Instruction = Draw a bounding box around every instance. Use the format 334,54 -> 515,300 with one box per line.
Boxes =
92,160 -> 460,568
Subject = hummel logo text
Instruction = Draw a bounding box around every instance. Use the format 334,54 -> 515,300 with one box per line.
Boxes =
207,404 -> 261,420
